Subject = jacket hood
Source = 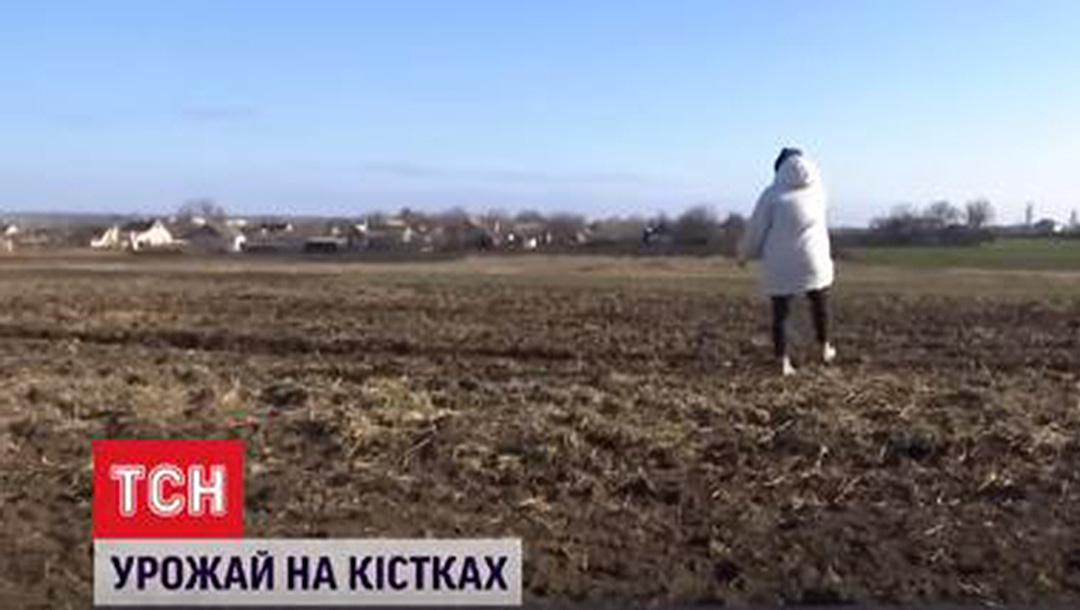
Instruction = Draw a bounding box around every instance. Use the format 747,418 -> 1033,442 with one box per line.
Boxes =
774,155 -> 820,189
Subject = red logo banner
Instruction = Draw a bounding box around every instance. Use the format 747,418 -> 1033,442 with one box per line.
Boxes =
92,439 -> 245,538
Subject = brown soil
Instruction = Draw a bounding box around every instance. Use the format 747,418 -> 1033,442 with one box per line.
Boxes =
1,255 -> 1080,608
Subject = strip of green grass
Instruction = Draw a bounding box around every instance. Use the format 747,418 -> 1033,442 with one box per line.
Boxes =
846,237 -> 1080,270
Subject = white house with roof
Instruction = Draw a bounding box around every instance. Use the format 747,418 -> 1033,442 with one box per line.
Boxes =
91,220 -> 175,251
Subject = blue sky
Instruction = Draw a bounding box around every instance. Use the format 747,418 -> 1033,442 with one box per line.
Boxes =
1,1 -> 1078,225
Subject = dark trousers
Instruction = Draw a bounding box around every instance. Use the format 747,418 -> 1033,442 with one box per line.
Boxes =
771,288 -> 830,359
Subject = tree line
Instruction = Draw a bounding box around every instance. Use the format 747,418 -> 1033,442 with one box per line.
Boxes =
860,199 -> 996,246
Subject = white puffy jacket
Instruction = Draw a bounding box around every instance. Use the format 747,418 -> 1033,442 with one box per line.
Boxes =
738,155 -> 834,296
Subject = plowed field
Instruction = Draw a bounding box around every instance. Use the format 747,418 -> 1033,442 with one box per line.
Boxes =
2,254 -> 1080,608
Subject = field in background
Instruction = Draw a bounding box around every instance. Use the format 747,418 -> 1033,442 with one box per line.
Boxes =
846,236 -> 1080,270
1,254 -> 1079,608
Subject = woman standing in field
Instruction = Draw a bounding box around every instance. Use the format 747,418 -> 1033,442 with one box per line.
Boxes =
737,147 -> 836,376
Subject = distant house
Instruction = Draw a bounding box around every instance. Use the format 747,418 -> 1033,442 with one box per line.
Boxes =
176,221 -> 246,254
642,223 -> 674,246
241,221 -> 305,253
0,223 -> 18,253
91,220 -> 175,251
995,219 -> 1065,237
504,221 -> 549,250
90,226 -> 120,249
319,220 -> 366,250
128,220 -> 175,251
358,217 -> 416,250
1033,218 -> 1064,235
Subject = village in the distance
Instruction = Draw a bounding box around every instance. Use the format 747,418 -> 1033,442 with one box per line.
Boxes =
0,200 -> 748,257
0,197 -> 1074,258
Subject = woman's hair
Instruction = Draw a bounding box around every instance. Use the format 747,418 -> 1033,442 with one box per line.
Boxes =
774,147 -> 803,172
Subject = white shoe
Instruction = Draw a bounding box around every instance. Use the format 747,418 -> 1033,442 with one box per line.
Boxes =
780,356 -> 796,377
822,343 -> 837,365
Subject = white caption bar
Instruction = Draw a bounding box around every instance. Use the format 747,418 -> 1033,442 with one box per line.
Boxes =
95,538 -> 521,607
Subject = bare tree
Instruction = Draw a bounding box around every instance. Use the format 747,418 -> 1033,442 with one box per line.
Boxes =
870,203 -> 917,229
434,207 -> 474,249
398,207 -> 428,224
480,208 -> 511,232
673,205 -> 719,246
869,203 -> 928,244
178,198 -> 226,220
925,200 -> 961,227
718,212 -> 747,255
440,206 -> 471,224
547,213 -> 587,245
587,216 -> 647,244
964,198 -> 995,229
514,210 -> 545,224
